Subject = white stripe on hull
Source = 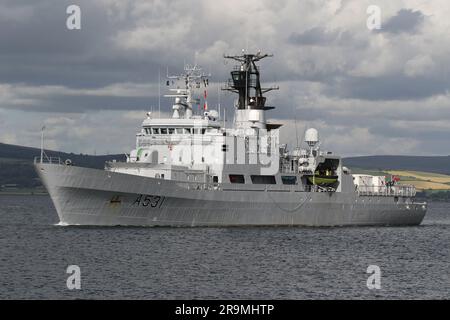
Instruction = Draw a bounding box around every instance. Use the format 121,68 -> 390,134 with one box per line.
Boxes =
36,163 -> 427,227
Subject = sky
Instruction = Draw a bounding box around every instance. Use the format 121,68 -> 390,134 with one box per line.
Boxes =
1,0 -> 450,156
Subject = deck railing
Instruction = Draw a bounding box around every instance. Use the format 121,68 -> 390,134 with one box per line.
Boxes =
356,185 -> 416,197
34,156 -> 63,165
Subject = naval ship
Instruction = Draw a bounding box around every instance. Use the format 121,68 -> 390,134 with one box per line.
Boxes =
35,52 -> 427,226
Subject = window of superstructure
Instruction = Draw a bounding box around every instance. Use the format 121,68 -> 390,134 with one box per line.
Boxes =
176,128 -> 183,134
161,128 -> 168,134
168,128 -> 175,134
250,175 -> 276,184
229,174 -> 245,184
184,128 -> 191,134
281,176 -> 297,185
152,128 -> 160,134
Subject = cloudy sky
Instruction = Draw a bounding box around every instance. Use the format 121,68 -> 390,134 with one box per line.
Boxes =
1,0 -> 449,156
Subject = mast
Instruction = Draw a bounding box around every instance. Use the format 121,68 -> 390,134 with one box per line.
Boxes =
40,125 -> 45,163
165,64 -> 210,119
223,52 -> 278,110
223,51 -> 279,130
158,68 -> 161,118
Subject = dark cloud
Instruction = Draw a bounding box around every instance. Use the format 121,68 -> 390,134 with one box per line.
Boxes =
288,27 -> 353,46
329,74 -> 448,101
380,9 -> 425,34
9,95 -> 158,113
0,1 -> 449,156
0,0 -> 184,88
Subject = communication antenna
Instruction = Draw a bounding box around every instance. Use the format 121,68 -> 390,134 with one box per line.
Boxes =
40,125 -> 45,163
158,68 -> 161,118
218,84 -> 221,123
289,100 -> 300,149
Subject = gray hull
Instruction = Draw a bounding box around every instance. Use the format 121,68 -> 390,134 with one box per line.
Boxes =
36,163 -> 427,227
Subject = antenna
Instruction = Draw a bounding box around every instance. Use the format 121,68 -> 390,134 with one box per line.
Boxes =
218,83 -> 221,122
40,125 -> 45,163
291,102 -> 299,149
158,68 -> 161,118
244,48 -> 248,110
299,124 -> 306,148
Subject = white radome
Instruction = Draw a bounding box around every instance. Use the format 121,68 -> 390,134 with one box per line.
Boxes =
305,128 -> 319,147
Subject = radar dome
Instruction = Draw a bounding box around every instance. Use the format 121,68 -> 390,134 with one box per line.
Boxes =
304,128 -> 319,147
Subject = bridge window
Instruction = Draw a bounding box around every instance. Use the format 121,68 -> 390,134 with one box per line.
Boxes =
250,175 -> 276,184
184,128 -> 192,134
168,128 -> 175,134
152,128 -> 160,134
229,174 -> 245,184
176,128 -> 183,134
281,176 -> 297,185
161,128 -> 167,134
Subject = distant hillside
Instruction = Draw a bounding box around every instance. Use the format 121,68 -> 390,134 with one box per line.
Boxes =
1,142 -> 450,189
0,143 -> 125,188
343,155 -> 450,175
0,143 -> 125,168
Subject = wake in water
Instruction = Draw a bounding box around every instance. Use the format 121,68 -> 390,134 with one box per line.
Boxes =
54,221 -> 70,227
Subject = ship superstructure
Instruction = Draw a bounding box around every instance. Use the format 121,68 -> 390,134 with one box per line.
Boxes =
35,52 -> 427,226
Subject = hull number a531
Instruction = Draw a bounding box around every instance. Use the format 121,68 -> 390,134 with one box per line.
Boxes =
133,194 -> 164,208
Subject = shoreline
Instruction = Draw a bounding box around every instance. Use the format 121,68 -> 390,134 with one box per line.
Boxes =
0,191 -> 48,196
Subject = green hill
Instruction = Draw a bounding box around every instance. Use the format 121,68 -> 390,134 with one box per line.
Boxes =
343,155 -> 450,175
1,142 -> 450,193
0,143 -> 125,189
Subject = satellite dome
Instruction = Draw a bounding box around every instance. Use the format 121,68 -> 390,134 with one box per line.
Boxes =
305,128 -> 319,147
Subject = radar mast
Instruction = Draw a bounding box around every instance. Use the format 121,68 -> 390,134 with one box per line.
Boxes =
223,51 -> 280,130
223,51 -> 278,110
